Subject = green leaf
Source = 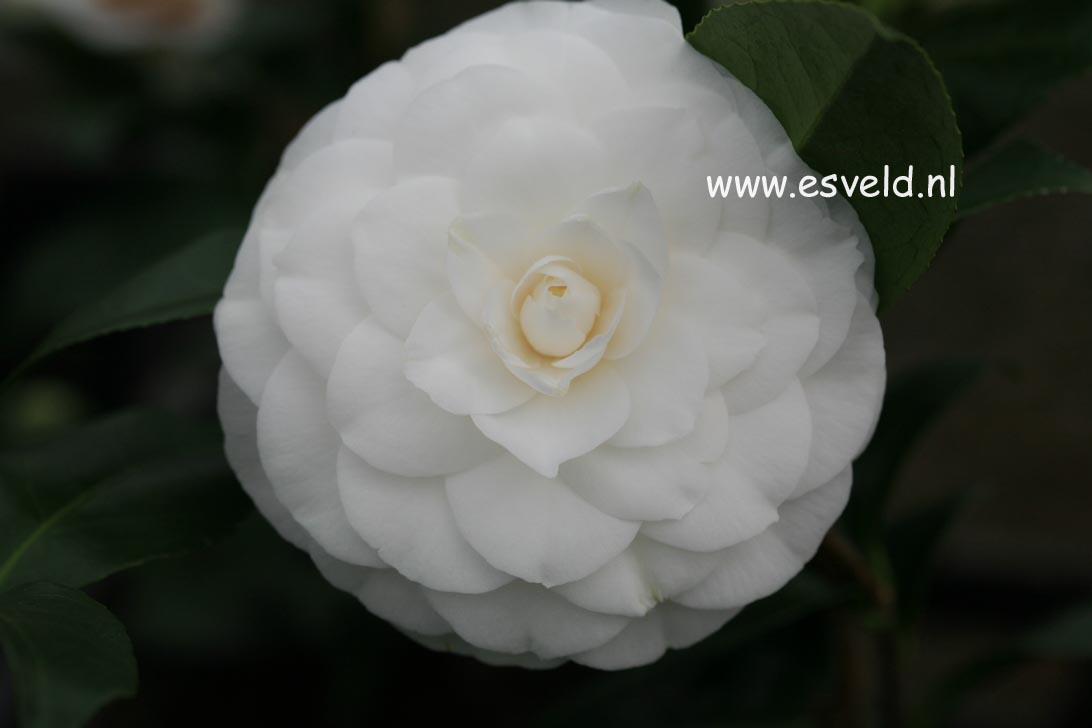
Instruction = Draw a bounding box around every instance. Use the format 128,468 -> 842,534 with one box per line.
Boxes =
844,362 -> 980,548
0,410 -> 249,590
10,228 -> 239,381
0,582 -> 136,728
918,0 -> 1092,156
958,140 -> 1092,218
688,0 -> 963,309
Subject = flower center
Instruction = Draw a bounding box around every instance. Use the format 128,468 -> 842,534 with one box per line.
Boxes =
517,260 -> 601,358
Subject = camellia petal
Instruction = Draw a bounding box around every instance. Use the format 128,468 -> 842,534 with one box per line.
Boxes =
609,315 -> 710,448
572,602 -> 738,670
795,295 -> 886,496
310,552 -> 452,637
554,537 -> 723,617
446,453 -> 639,587
218,370 -> 311,550
273,196 -> 368,377
404,294 -> 535,415
559,440 -> 712,523
336,447 -> 512,594
676,467 -> 853,610
256,353 -> 383,568
327,318 -> 501,477
425,581 -> 629,659
214,0 -> 886,671
471,363 -> 632,476
461,116 -> 607,230
354,177 -> 460,338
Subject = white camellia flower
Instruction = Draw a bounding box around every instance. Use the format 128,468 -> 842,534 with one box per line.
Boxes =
215,0 -> 885,669
6,0 -> 238,51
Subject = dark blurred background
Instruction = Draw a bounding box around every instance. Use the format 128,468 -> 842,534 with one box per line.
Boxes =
0,1 -> 1089,726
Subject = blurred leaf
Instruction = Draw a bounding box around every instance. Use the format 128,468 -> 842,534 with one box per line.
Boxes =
916,601 -> 1092,727
845,362 -> 980,548
958,140 -> 1092,218
885,494 -> 967,625
9,229 -> 239,381
0,582 -> 136,728
689,0 -> 962,309
0,410 -> 249,590
1022,602 -> 1092,659
918,0 -> 1092,156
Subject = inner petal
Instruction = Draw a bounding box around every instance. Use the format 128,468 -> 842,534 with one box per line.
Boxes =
514,257 -> 602,358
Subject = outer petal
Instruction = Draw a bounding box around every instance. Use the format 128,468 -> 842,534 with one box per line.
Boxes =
404,294 -> 535,415
283,139 -> 393,226
333,61 -> 416,141
559,441 -> 712,523
280,101 -> 339,171
256,353 -> 383,567
572,602 -> 737,670
394,64 -> 553,177
554,537 -> 722,617
461,116 -> 606,231
591,106 -> 719,254
766,197 -> 864,377
337,447 -> 512,594
501,29 -> 631,121
704,111 -> 772,241
217,369 -> 310,550
571,3 -> 686,87
472,364 -> 631,477
213,298 -> 288,405
664,252 -> 765,389
641,381 -> 811,552
677,466 -> 852,610
446,454 -> 639,587
327,318 -> 500,477
795,295 -> 885,496
410,632 -> 564,670
310,552 -> 451,637
590,0 -> 682,30
273,195 -> 368,377
401,32 -> 511,89
354,177 -> 460,338
713,234 -> 820,413
425,581 -> 629,659
457,0 -> 580,34
609,315 -> 709,449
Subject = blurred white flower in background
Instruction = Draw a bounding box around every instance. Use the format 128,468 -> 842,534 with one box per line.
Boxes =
6,0 -> 239,51
215,0 -> 885,669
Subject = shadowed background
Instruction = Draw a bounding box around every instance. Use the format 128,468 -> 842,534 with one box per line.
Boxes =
0,1 -> 1089,726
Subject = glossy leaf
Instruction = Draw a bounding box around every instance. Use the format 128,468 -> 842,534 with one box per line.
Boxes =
10,229 -> 239,380
958,140 -> 1092,218
689,0 -> 963,308
0,410 -> 249,590
0,582 -> 136,728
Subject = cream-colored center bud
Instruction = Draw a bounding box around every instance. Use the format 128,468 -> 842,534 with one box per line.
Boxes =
518,262 -> 601,358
